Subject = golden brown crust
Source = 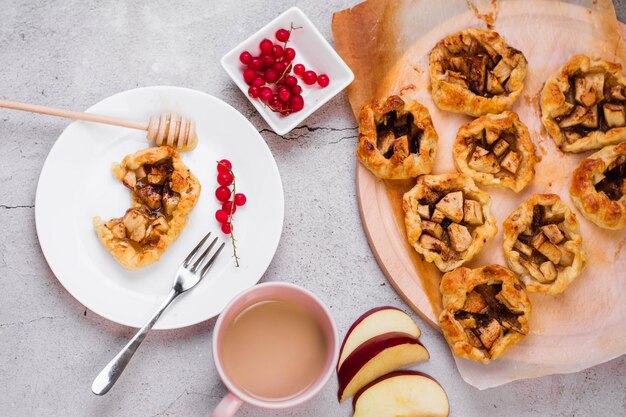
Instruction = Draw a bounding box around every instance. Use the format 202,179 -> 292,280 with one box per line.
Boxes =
570,142 -> 626,229
402,173 -> 497,272
439,265 -> 531,364
93,146 -> 201,269
453,110 -> 536,192
356,95 -> 438,179
540,55 -> 626,153
429,28 -> 527,117
503,194 -> 587,294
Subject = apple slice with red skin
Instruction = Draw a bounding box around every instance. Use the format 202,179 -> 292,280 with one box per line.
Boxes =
352,371 -> 449,417
337,332 -> 429,402
337,306 -> 421,371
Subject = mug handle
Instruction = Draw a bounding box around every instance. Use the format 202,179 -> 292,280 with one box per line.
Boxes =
211,392 -> 243,417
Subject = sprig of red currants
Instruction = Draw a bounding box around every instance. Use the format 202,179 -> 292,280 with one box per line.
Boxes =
215,159 -> 247,267
239,23 -> 330,116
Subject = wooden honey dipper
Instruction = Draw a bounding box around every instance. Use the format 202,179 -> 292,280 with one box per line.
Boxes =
0,99 -> 197,150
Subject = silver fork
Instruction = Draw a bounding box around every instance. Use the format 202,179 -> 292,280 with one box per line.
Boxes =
91,232 -> 225,395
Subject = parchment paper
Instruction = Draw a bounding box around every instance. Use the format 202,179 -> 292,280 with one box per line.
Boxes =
333,0 -> 626,389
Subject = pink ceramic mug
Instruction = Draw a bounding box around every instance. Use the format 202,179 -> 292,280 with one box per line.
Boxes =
210,282 -> 339,417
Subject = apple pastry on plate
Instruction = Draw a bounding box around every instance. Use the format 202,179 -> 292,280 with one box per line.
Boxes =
93,146 -> 201,269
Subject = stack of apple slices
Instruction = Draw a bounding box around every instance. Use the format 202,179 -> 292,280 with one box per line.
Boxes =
336,307 -> 450,417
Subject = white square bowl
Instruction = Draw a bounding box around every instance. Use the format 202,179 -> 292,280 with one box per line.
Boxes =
221,7 -> 354,136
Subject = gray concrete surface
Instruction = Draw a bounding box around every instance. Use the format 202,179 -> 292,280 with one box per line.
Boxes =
0,1 -> 624,416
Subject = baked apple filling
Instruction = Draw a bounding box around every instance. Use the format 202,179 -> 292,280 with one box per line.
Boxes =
453,283 -> 525,354
441,34 -> 513,98
106,158 -> 179,247
512,205 -> 573,284
556,72 -> 626,143
403,173 -> 497,272
375,110 -> 423,160
594,155 -> 626,201
503,194 -> 586,294
416,189 -> 483,258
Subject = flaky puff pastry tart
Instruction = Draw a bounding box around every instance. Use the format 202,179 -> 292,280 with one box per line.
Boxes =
356,95 -> 438,179
429,28 -> 527,117
503,194 -> 587,294
93,146 -> 201,269
402,173 -> 497,272
570,142 -> 626,229
439,265 -> 531,364
540,55 -> 626,152
453,110 -> 536,192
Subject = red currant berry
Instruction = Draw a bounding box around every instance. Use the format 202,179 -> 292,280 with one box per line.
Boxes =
302,70 -> 317,85
217,159 -> 232,172
272,45 -> 284,58
221,222 -> 232,234
252,77 -> 265,87
260,87 -> 273,102
317,74 -> 330,88
261,54 -> 275,68
268,94 -> 280,109
263,68 -> 279,83
275,28 -> 290,42
222,201 -> 237,214
248,86 -> 260,98
273,61 -> 287,73
291,84 -> 303,95
289,94 -> 304,112
284,75 -> 297,87
215,186 -> 231,202
284,47 -> 296,61
239,51 -> 252,65
279,88 -> 290,102
259,39 -> 273,54
234,193 -> 247,206
217,171 -> 234,186
243,69 -> 257,85
293,63 -> 305,76
215,209 -> 229,223
248,57 -> 262,70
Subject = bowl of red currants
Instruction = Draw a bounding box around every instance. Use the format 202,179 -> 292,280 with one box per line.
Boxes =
221,7 -> 354,136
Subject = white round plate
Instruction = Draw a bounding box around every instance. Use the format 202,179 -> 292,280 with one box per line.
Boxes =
35,86 -> 284,329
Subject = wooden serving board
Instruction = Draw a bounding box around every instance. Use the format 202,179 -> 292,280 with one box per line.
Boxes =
356,2 -> 626,329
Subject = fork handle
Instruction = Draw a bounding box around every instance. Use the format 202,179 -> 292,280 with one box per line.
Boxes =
91,288 -> 180,395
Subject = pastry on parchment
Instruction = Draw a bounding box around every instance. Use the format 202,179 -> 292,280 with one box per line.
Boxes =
540,55 -> 626,152
93,146 -> 201,269
429,28 -> 527,116
402,173 -> 497,272
356,95 -> 438,179
503,194 -> 587,294
453,110 -> 536,192
439,265 -> 531,364
570,142 -> 626,229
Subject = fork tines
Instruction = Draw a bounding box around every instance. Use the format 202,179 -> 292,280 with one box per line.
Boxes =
184,232 -> 225,276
